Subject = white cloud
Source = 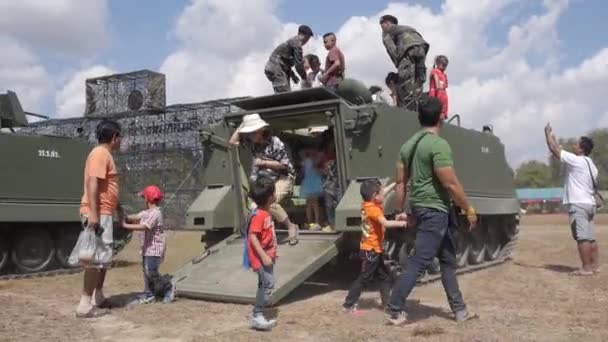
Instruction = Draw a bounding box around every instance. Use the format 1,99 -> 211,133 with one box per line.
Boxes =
55,65 -> 116,118
0,35 -> 51,113
0,0 -> 109,56
158,0 -> 607,167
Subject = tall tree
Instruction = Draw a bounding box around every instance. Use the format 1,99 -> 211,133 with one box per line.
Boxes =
515,160 -> 554,188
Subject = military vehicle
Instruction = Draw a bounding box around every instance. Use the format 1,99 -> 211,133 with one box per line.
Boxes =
0,91 -> 131,276
173,79 -> 520,304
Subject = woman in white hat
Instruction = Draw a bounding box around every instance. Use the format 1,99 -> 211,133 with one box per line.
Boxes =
229,113 -> 299,245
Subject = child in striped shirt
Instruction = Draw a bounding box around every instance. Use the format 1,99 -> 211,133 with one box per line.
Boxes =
122,185 -> 175,304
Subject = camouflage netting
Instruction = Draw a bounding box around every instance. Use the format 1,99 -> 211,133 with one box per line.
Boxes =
21,70 -> 248,229
85,70 -> 166,116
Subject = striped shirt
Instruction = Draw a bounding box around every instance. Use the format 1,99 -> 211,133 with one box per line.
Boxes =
137,207 -> 166,257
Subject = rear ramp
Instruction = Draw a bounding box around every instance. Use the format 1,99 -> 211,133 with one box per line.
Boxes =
173,233 -> 342,305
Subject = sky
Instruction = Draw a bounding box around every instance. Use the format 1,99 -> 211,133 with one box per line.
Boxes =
0,0 -> 607,168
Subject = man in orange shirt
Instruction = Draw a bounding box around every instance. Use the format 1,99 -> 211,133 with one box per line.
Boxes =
76,119 -> 122,318
342,179 -> 408,313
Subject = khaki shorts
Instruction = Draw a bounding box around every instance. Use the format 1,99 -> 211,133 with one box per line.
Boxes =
252,176 -> 294,223
80,214 -> 114,269
568,204 -> 596,242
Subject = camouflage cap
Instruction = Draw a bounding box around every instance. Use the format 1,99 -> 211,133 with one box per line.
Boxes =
298,25 -> 314,37
379,15 -> 398,25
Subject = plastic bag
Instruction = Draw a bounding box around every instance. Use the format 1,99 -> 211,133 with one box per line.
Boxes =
68,229 -> 112,267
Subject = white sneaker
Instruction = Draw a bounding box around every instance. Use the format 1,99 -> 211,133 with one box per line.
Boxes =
250,314 -> 277,331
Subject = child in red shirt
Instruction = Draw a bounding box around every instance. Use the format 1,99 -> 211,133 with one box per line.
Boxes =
244,178 -> 279,331
429,55 -> 449,119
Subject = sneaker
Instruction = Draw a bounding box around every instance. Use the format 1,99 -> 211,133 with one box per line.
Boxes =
162,279 -> 177,304
129,294 -> 156,306
321,225 -> 335,233
250,314 -> 277,331
308,223 -> 322,231
384,311 -> 408,326
454,309 -> 479,322
342,303 -> 359,313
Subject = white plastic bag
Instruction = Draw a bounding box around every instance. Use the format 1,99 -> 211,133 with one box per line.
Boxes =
68,229 -> 96,266
68,229 -> 110,267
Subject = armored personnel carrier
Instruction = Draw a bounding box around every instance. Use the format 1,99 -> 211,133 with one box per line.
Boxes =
173,79 -> 520,304
0,91 -> 131,277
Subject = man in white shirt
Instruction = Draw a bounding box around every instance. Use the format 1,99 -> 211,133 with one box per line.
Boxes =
545,123 -> 600,276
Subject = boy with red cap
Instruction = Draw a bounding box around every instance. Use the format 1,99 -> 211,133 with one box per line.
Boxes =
122,185 -> 176,304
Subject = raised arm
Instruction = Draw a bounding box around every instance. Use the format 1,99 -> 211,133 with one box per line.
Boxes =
544,123 -> 561,159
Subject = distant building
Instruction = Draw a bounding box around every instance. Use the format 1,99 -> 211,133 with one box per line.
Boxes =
516,187 -> 607,214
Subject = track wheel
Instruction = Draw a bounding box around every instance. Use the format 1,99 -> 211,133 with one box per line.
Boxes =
485,219 -> 503,261
55,225 -> 81,268
0,233 -> 9,272
468,220 -> 486,265
451,227 -> 469,268
11,228 -> 55,273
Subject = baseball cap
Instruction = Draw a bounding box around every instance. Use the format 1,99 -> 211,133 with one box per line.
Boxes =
139,185 -> 164,203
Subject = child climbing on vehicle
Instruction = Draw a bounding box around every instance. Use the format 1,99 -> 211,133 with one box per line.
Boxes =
121,185 -> 176,304
243,178 -> 279,331
342,178 -> 408,313
429,55 -> 449,119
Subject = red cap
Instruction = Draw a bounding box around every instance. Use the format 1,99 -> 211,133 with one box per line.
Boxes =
139,185 -> 164,203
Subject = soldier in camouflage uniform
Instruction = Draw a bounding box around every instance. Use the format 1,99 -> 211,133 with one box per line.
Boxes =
380,15 -> 430,110
264,25 -> 314,93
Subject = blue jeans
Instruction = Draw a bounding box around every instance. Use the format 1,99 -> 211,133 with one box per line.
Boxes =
253,264 -> 275,315
387,207 -> 466,314
143,256 -> 162,297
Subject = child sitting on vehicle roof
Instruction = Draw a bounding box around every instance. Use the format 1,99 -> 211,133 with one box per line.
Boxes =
121,185 -> 176,305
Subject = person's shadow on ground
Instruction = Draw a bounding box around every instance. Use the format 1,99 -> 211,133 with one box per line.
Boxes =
105,292 -> 140,309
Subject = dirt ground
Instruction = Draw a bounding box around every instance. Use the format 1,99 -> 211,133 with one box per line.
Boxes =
1,214 -> 608,342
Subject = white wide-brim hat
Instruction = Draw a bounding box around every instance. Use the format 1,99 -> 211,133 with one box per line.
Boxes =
238,113 -> 270,133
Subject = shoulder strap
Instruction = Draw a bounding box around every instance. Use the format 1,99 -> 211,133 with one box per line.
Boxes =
584,158 -> 604,203
583,158 -> 598,191
407,132 -> 430,177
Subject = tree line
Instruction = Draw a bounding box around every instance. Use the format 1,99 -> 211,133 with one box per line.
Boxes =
515,128 -> 608,189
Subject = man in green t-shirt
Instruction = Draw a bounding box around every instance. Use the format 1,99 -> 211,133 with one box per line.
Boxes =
385,96 -> 478,325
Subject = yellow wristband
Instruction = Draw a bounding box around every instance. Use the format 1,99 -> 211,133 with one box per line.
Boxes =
466,207 -> 476,216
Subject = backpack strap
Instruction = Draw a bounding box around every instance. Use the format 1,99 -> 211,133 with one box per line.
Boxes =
406,132 -> 430,179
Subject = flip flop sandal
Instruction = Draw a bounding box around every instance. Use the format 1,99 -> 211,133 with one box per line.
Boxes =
76,307 -> 110,319
569,269 -> 594,276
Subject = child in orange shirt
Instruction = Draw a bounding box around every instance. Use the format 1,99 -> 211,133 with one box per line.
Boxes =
429,55 -> 449,119
342,179 -> 408,313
